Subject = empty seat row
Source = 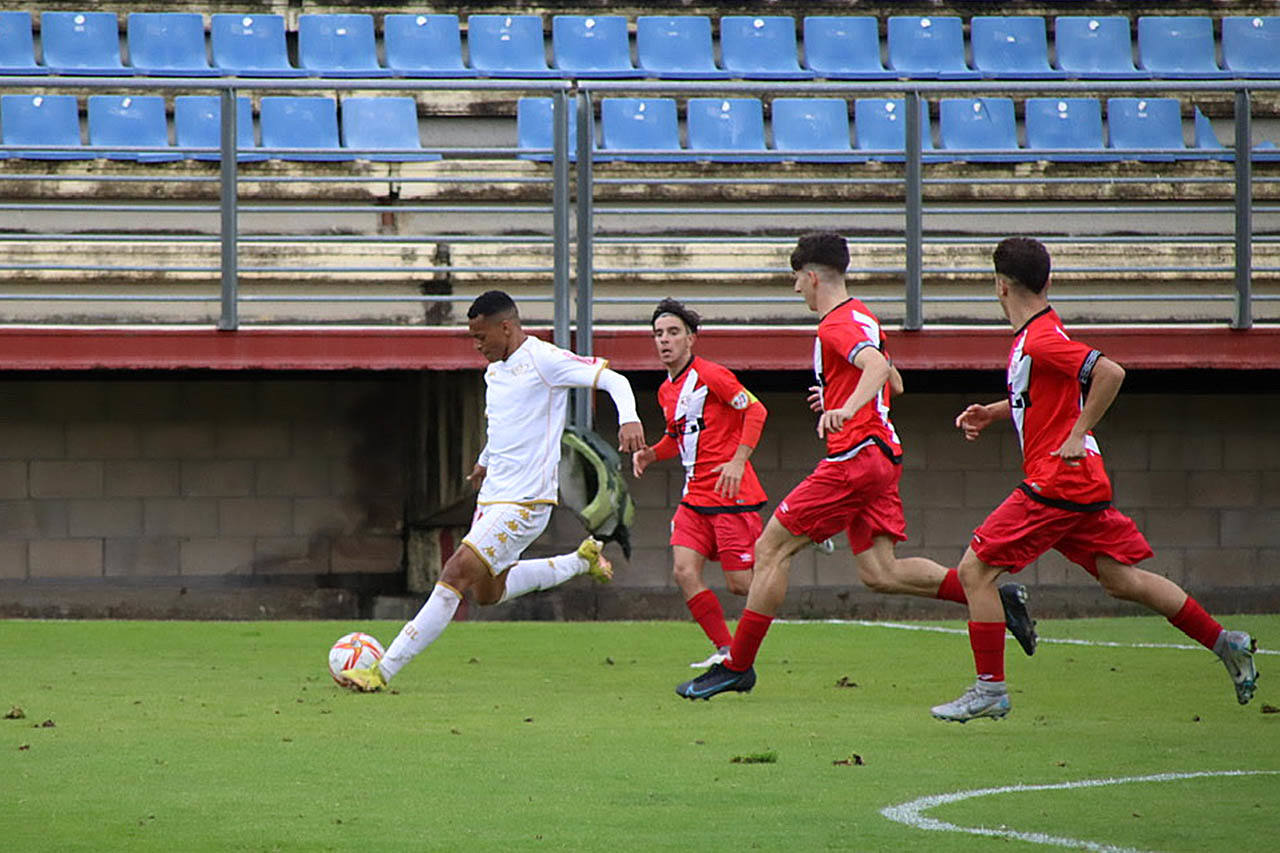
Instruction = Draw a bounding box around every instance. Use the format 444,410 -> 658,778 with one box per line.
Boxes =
2,12 -> 1279,79
0,94 -> 439,161
519,96 -> 1264,163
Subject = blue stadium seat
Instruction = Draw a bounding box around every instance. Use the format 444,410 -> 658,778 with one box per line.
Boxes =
40,11 -> 125,75
1221,17 -> 1280,78
635,16 -> 728,79
259,96 -> 351,161
770,98 -> 859,162
1191,106 -> 1235,161
886,16 -> 979,79
467,14 -> 555,77
1107,97 -> 1186,161
686,98 -> 771,161
383,14 -> 474,77
341,97 -> 439,161
0,12 -> 46,74
516,96 -> 582,161
87,95 -> 180,162
938,97 -> 1029,162
211,14 -> 304,77
802,16 -> 895,79
853,98 -> 935,160
970,16 -> 1064,79
127,13 -> 216,76
1053,17 -> 1148,79
0,94 -> 86,159
1137,16 -> 1230,78
600,97 -> 682,161
173,95 -> 265,161
552,15 -> 638,78
298,14 -> 390,77
1024,97 -> 1111,161
720,16 -> 813,79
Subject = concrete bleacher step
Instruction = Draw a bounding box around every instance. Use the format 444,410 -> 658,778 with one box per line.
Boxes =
0,237 -> 1272,326
3,158 -> 1277,204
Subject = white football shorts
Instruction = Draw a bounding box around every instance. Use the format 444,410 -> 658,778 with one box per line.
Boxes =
462,502 -> 553,575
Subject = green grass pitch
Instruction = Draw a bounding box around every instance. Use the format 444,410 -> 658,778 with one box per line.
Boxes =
3,615 -> 1277,851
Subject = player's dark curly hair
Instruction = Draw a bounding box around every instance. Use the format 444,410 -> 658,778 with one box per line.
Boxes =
790,232 -> 850,274
993,237 -> 1051,294
651,297 -> 700,334
467,289 -> 518,319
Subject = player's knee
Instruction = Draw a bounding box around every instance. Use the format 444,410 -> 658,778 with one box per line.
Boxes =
956,558 -> 995,593
726,571 -> 752,596
1097,564 -> 1139,601
672,561 -> 700,589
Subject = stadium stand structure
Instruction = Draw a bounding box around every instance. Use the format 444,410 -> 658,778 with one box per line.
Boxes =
0,2 -> 1277,334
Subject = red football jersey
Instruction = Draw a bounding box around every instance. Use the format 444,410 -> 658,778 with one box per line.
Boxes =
814,298 -> 902,458
657,356 -> 767,510
1007,307 -> 1112,507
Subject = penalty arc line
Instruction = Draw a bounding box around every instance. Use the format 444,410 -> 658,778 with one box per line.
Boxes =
774,618 -> 1279,656
879,769 -> 1280,852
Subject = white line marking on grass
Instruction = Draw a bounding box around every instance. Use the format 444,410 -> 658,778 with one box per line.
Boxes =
880,770 -> 1280,852
774,619 -> 1279,655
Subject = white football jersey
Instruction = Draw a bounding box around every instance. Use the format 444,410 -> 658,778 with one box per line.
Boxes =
477,336 -> 609,505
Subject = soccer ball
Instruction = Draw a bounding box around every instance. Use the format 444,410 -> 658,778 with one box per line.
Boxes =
328,632 -> 384,685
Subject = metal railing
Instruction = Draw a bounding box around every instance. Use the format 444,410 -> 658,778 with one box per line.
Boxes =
1,76 -> 1277,340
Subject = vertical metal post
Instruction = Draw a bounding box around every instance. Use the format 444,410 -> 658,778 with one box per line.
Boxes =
217,87 -> 239,331
1233,88 -> 1253,330
552,89 -> 572,350
903,91 -> 924,331
573,91 -> 596,430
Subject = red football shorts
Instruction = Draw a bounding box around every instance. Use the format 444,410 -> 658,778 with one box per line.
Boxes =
774,448 -> 906,553
971,487 -> 1154,575
670,503 -> 764,571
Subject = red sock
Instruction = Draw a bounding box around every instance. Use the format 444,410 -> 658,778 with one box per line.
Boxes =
969,621 -> 1006,683
686,589 -> 732,650
935,568 -> 967,604
1168,596 -> 1223,650
726,608 -> 773,672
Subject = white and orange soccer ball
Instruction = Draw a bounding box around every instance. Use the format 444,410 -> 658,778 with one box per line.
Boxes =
328,632 -> 385,685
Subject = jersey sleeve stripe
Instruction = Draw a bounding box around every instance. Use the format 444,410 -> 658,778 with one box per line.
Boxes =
1079,349 -> 1102,385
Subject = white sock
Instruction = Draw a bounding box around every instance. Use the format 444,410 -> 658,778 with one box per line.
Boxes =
379,583 -> 462,681
498,552 -> 586,603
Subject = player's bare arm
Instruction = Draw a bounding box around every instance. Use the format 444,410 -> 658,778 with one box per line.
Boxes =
632,445 -> 657,478
818,347 -> 891,438
1052,355 -> 1125,460
954,400 -> 1011,440
466,462 -> 487,490
617,421 -> 646,454
888,363 -> 904,396
807,384 -> 824,413
712,445 -> 752,498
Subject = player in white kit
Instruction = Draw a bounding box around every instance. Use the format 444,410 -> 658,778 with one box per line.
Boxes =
341,290 -> 646,691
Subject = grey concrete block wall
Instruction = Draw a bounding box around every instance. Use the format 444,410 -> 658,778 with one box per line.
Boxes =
0,376 -> 1276,617
597,385 -> 1280,602
0,376 -> 409,581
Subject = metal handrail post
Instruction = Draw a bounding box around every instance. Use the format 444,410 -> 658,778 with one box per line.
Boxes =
903,90 -> 924,331
552,90 -> 572,349
574,90 -> 596,430
1233,88 -> 1254,330
217,87 -> 239,330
